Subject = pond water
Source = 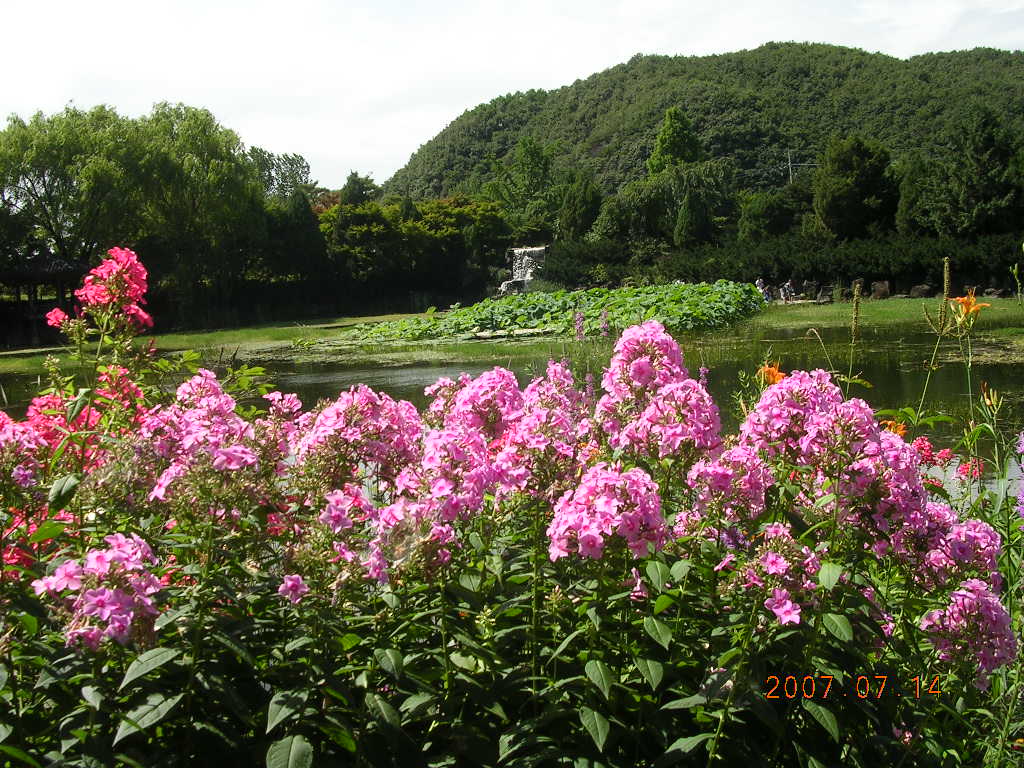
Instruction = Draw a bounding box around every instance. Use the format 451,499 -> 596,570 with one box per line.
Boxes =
267,326 -> 1024,437
3,322 -> 1023,438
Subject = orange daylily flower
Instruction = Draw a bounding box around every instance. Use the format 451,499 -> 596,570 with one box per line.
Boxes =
758,362 -> 786,385
951,288 -> 990,317
879,419 -> 907,438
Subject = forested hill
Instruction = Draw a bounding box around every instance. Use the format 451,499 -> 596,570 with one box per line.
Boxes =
384,42 -> 1024,197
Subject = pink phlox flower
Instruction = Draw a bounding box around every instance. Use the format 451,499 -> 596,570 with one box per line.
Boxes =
714,553 -> 735,572
760,551 -> 790,576
278,574 -> 310,604
211,443 -> 258,471
263,391 -> 303,419
319,484 -> 369,533
547,463 -> 664,561
627,567 -> 648,601
46,307 -> 68,328
764,587 -> 801,625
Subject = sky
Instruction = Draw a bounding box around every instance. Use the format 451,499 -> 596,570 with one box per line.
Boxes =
4,0 -> 1023,189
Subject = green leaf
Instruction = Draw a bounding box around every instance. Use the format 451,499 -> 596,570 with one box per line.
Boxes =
644,616 -> 672,649
579,707 -> 609,752
374,648 -> 404,679
81,685 -> 103,710
366,693 -> 401,728
284,636 -> 314,654
585,659 -> 614,699
113,692 -> 183,745
645,560 -> 670,592
669,557 -> 691,582
339,633 -> 361,651
660,732 -> 714,763
812,492 -> 837,509
545,628 -> 584,668
661,694 -> 706,710
119,647 -> 182,690
822,613 -> 853,643
267,690 -> 310,734
817,562 -> 843,591
48,474 -> 81,510
18,613 -> 38,637
28,520 -> 68,543
458,572 -> 482,592
634,658 -> 663,691
320,722 -> 356,752
0,744 -> 42,767
400,692 -> 434,715
801,699 -> 839,742
0,723 -> 10,743
66,388 -> 92,424
653,594 -> 674,615
265,734 -> 313,768
717,646 -> 742,666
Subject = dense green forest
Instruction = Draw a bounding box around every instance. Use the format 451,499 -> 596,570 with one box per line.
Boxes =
2,42 -> 1023,347
385,42 -> 1024,197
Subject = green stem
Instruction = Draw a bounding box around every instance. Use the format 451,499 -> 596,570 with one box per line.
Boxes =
182,512 -> 218,739
705,601 -> 759,766
530,506 -> 543,702
911,333 -> 944,440
993,660 -> 1022,768
439,570 -> 453,693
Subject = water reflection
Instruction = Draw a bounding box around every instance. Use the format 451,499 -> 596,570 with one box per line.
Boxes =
2,328 -> 1022,437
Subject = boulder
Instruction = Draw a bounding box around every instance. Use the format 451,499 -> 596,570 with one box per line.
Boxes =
870,280 -> 890,300
909,284 -> 932,299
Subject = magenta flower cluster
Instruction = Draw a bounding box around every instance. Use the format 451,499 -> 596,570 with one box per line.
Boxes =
139,369 -> 258,501
547,462 -> 665,560
31,534 -> 161,649
920,579 -> 1016,689
70,246 -> 153,329
14,271 -> 1018,692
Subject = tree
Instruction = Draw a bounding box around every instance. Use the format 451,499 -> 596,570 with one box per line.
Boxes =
593,158 -> 734,244
249,147 -> 315,200
738,189 -> 801,242
556,169 -> 602,241
673,190 -> 713,247
812,135 -> 897,240
482,136 -> 561,241
647,106 -> 705,176
894,152 -> 934,236
338,172 -> 380,206
136,103 -> 266,323
0,106 -> 144,269
925,106 -> 1024,237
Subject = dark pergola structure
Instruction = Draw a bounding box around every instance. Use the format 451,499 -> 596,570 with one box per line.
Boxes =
1,248 -> 88,349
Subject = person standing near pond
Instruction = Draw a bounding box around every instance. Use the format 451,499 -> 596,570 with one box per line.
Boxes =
781,279 -> 795,303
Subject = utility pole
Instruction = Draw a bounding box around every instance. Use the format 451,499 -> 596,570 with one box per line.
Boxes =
785,149 -> 818,184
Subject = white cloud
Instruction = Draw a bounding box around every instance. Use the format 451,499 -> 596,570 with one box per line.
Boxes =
3,0 -> 1021,187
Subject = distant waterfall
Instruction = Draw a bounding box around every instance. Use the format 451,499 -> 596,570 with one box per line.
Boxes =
499,246 -> 548,295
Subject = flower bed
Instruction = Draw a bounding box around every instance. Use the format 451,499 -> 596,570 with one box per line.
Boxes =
1,249 -> 1021,767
